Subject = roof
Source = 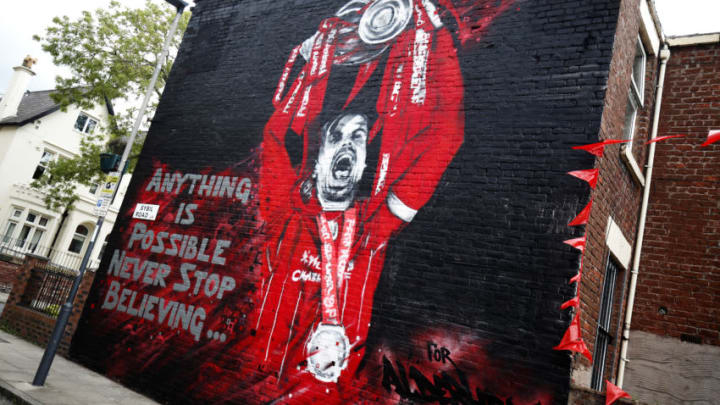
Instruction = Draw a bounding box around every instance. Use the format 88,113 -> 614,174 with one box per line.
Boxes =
0,89 -> 115,126
0,89 -> 60,125
666,32 -> 720,47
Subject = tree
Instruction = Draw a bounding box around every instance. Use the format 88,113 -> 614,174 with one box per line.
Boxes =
31,0 -> 190,211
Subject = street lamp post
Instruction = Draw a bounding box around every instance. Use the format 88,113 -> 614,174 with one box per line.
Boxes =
32,0 -> 188,386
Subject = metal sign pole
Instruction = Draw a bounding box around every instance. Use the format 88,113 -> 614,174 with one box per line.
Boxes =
32,1 -> 187,386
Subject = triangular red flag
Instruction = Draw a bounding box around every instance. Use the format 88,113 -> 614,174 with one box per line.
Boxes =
554,313 -> 581,346
605,380 -> 631,405
701,129 -> 720,147
577,338 -> 593,362
569,260 -> 584,284
568,168 -> 599,189
645,134 -> 686,144
569,198 -> 593,226
553,313 -> 593,362
572,139 -> 629,157
561,296 -> 579,309
564,235 -> 586,252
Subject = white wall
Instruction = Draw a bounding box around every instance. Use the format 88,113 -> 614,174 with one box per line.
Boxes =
0,102 -> 130,269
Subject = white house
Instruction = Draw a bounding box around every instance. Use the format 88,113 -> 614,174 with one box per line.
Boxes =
0,56 -> 130,271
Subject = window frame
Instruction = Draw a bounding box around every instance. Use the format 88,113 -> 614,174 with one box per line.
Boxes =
590,255 -> 622,390
620,36 -> 648,185
32,149 -> 57,180
2,221 -> 18,245
630,38 -> 646,107
9,209 -> 50,253
68,224 -> 90,254
74,112 -> 99,134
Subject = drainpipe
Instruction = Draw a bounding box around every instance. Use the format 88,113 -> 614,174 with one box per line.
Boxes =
616,43 -> 670,388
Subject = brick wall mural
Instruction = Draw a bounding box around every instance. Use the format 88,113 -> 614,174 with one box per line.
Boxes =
71,0 -> 622,403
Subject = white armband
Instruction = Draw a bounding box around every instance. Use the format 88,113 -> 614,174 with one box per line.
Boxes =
387,191 -> 418,222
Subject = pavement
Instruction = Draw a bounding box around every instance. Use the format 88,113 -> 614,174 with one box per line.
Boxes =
0,330 -> 159,405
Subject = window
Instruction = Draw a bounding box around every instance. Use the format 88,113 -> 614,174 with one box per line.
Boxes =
12,211 -> 49,253
623,38 -> 646,146
32,150 -> 56,180
1,208 -> 23,244
68,225 -> 89,254
622,95 -> 639,142
591,256 -> 621,390
2,222 -> 17,244
74,113 -> 98,134
630,40 -> 646,105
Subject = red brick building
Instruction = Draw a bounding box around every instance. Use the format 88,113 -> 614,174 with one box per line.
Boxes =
569,0 -> 664,394
621,33 -> 720,403
567,1 -> 719,404
566,0 -> 720,400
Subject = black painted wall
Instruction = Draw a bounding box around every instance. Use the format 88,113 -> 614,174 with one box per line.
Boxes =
72,1 -> 620,404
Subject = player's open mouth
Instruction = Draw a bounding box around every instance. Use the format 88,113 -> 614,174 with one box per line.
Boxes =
331,150 -> 355,181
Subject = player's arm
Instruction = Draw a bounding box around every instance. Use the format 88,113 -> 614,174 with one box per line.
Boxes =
386,30 -> 464,223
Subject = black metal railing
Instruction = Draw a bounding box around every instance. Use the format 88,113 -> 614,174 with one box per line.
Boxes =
19,267 -> 77,318
0,231 -> 102,318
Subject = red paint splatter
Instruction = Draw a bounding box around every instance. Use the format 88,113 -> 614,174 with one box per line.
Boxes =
437,0 -> 516,45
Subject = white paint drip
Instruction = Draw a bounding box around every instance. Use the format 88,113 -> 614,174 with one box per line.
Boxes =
255,252 -> 274,330
264,274 -> 288,362
356,246 -> 376,336
278,290 -> 302,381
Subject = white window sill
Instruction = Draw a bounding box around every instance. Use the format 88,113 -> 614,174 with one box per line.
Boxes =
620,144 -> 645,186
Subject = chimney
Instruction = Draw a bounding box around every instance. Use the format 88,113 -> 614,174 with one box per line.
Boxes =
0,55 -> 37,120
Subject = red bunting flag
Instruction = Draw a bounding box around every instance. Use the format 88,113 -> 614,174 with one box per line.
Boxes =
553,313 -> 593,362
701,129 -> 720,147
561,296 -> 579,309
564,235 -> 586,252
572,139 -> 629,157
569,261 -> 583,284
569,198 -> 593,226
645,134 -> 686,144
568,168 -> 599,189
605,380 -> 631,405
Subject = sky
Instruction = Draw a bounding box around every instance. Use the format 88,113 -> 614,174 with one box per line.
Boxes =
0,0 -> 194,93
0,0 -> 718,95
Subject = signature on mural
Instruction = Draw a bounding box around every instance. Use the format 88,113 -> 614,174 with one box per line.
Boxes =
382,356 -> 542,405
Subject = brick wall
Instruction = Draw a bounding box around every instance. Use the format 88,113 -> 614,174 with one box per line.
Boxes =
574,0 -> 659,389
568,385 -> 639,405
0,256 -> 96,356
0,260 -> 20,290
634,42 -> 720,345
70,1 -> 626,404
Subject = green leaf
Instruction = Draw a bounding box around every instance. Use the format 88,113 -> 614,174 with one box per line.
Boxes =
31,0 -> 189,211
